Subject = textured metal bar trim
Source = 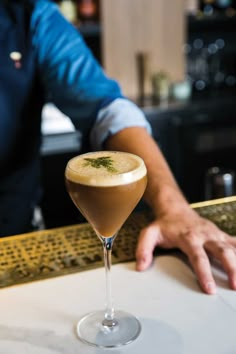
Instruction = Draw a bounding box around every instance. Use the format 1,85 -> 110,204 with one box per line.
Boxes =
0,197 -> 235,288
0,212 -> 152,288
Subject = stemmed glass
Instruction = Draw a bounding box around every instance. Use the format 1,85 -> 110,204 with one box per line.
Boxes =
65,151 -> 147,348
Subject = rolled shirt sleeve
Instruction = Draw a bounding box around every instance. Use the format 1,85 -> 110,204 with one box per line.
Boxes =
91,98 -> 151,149
31,0 -> 151,149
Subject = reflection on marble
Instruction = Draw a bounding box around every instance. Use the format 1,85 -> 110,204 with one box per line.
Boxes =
0,318 -> 183,354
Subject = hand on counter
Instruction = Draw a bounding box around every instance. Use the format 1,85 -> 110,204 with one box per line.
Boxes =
136,206 -> 236,295
105,127 -> 236,296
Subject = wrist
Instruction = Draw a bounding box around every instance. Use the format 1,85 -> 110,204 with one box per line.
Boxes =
145,184 -> 190,218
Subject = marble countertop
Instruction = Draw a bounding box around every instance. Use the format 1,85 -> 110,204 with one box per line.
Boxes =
0,254 -> 235,354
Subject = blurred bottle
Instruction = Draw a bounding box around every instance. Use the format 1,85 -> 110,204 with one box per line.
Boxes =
199,0 -> 216,16
214,0 -> 235,15
199,0 -> 236,15
58,0 -> 77,24
76,0 -> 99,24
205,166 -> 235,200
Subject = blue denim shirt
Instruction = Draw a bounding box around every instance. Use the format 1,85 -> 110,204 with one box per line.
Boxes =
31,0 -> 151,149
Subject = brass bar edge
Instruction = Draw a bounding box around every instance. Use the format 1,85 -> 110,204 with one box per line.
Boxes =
0,196 -> 235,288
190,195 -> 236,208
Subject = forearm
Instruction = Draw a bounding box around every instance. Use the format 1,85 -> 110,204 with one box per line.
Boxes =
105,127 -> 189,217
106,128 -> 236,296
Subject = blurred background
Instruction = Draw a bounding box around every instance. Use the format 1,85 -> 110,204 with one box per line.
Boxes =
41,0 -> 236,227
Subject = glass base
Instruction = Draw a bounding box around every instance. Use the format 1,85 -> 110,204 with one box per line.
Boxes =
76,310 -> 141,348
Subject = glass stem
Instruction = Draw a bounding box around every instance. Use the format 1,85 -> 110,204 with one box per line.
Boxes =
102,235 -> 118,328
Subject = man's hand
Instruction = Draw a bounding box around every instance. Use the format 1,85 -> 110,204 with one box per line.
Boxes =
136,207 -> 236,295
105,126 -> 236,295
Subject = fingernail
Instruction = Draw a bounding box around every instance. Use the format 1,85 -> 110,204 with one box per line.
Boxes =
136,257 -> 146,270
206,282 -> 216,294
231,278 -> 236,290
137,258 -> 145,266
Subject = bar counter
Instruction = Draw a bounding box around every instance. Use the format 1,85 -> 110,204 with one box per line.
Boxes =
0,197 -> 236,353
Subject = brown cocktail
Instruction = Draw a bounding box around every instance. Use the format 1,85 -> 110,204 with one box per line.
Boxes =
65,151 -> 147,348
65,151 -> 147,237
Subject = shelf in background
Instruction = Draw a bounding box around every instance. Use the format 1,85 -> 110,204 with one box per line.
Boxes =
187,13 -> 236,31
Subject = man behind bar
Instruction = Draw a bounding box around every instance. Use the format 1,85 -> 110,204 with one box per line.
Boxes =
0,0 -> 236,294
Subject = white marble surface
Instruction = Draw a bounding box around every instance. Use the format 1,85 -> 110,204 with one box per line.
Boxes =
0,255 -> 235,354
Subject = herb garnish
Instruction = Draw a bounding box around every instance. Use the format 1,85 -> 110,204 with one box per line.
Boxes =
83,156 -> 117,173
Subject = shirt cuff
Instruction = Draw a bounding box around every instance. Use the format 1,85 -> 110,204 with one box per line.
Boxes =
90,98 -> 152,150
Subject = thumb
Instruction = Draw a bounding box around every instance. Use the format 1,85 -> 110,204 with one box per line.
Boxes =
136,223 -> 161,271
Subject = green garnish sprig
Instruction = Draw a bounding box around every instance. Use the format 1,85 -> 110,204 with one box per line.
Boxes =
83,156 -> 117,173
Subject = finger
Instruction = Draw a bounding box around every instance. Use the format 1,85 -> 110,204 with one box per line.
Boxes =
136,224 -> 161,271
205,241 -> 236,290
184,244 -> 216,295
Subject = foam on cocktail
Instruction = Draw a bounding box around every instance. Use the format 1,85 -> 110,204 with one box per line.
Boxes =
65,151 -> 147,187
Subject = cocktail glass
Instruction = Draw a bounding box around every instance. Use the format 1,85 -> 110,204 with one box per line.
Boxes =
65,151 -> 147,348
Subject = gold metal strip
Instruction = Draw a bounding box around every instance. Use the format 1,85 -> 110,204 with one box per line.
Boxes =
0,197 -> 235,288
191,196 -> 236,208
